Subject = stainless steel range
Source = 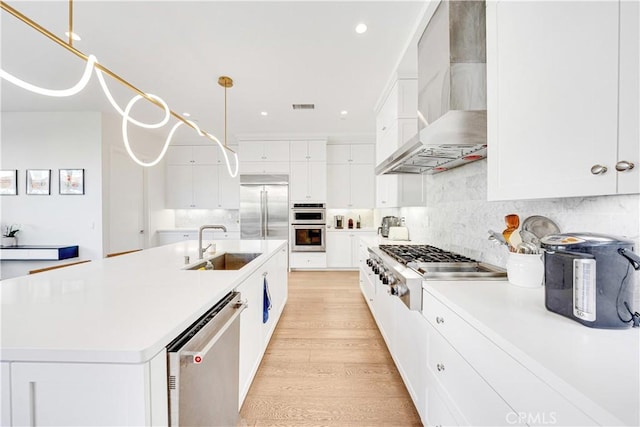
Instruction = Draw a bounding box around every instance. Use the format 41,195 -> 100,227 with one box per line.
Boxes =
367,244 -> 506,311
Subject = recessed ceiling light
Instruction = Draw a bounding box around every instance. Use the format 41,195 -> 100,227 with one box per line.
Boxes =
340,110 -> 348,115
183,112 -> 191,117
261,111 -> 268,116
355,23 -> 367,34
64,31 -> 81,41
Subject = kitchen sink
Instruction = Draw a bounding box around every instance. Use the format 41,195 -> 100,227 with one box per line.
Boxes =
185,252 -> 262,271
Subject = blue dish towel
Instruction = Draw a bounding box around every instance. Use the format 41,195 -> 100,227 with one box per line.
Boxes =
263,276 -> 272,324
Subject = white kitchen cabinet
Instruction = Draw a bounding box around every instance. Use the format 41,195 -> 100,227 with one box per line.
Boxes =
487,0 -> 639,200
238,140 -> 290,162
327,163 -> 374,208
327,144 -> 375,208
393,300 -> 428,423
422,289 -> 598,427
376,174 -> 425,208
9,351 -> 168,426
165,144 -> 240,209
375,79 -> 418,165
290,140 -> 326,162
327,231 -> 376,268
373,274 -> 395,350
155,230 -> 240,246
290,161 -> 326,202
1,362 -> 10,426
237,246 -> 288,407
289,252 -> 326,269
240,161 -> 289,175
165,145 -> 218,165
166,164 -> 238,209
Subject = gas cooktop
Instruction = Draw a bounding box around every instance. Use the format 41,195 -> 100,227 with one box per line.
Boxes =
378,244 -> 507,280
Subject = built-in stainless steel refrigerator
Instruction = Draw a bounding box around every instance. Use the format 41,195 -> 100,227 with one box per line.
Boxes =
240,175 -> 289,240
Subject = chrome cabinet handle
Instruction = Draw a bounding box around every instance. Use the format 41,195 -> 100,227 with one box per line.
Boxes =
590,164 -> 608,175
615,160 -> 635,172
435,316 -> 445,324
436,363 -> 445,372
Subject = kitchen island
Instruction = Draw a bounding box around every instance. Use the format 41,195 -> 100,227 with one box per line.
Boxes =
0,239 -> 288,426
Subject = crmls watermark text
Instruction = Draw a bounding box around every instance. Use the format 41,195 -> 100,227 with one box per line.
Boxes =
506,411 -> 558,425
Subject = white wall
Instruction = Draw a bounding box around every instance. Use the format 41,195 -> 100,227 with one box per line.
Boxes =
1,112 -> 104,278
400,160 -> 640,268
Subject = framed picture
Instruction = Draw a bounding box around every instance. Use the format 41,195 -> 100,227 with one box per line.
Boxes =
26,169 -> 51,195
59,169 -> 85,195
0,170 -> 18,195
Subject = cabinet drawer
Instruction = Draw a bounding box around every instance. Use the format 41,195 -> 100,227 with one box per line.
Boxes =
422,289 -> 596,426
290,252 -> 326,269
427,321 -> 516,426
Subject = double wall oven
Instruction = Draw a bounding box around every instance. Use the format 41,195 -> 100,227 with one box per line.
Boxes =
291,203 -> 326,252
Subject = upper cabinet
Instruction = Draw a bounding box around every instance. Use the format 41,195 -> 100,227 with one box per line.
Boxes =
487,0 -> 639,200
327,144 -> 375,208
165,145 -> 239,209
290,140 -> 327,202
238,140 -> 290,174
375,78 -> 426,207
290,140 -> 327,162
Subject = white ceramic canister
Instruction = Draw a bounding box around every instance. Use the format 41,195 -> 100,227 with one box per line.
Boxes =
506,252 -> 544,288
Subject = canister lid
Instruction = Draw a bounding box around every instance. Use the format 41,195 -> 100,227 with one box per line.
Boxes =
540,232 -> 632,247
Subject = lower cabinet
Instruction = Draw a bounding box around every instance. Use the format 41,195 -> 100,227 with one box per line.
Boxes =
422,289 -> 597,427
237,246 -> 288,408
7,351 -> 168,426
326,231 -> 376,268
289,252 -> 327,269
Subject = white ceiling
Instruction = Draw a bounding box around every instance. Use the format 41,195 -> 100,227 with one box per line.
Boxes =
1,1 -> 426,144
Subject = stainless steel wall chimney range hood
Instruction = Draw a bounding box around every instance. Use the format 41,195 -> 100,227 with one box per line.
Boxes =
376,0 -> 487,176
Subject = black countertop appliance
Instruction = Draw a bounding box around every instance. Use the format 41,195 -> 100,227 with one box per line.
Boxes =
541,233 -> 640,329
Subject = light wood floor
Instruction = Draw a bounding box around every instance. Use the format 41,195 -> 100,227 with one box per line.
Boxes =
239,271 -> 422,426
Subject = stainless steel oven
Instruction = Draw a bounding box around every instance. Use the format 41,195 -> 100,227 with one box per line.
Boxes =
291,223 -> 326,252
291,203 -> 326,224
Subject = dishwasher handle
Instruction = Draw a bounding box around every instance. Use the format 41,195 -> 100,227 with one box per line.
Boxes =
181,301 -> 247,364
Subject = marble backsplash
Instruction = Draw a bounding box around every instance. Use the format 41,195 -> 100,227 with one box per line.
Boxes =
399,160 -> 640,268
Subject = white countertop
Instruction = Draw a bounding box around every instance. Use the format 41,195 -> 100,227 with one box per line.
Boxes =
326,227 -> 377,233
424,280 -> 640,426
0,239 -> 286,364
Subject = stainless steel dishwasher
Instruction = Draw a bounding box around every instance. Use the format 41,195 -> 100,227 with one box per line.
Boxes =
167,291 -> 246,426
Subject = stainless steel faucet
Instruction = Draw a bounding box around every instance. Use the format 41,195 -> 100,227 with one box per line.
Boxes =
198,225 -> 227,259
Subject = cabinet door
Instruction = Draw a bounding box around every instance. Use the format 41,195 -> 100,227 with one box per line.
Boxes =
349,144 -> 375,164
192,165 -> 218,208
165,146 -> 194,165
306,140 -> 326,161
1,362 -> 10,426
239,141 -> 266,162
376,175 -> 399,208
192,145 -> 218,165
289,162 -> 309,201
10,361 -> 151,426
350,164 -> 375,208
166,165 -> 193,208
427,322 -> 516,426
326,164 -> 351,208
237,271 -> 264,407
327,144 -> 351,164
265,141 -> 291,162
374,278 -> 395,348
326,232 -> 352,268
487,1 -> 619,200
218,165 -> 240,209
618,0 -> 640,194
290,141 -> 309,161
308,161 -> 327,201
156,231 -> 192,246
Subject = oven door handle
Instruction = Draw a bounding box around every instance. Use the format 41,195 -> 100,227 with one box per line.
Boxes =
181,301 -> 247,364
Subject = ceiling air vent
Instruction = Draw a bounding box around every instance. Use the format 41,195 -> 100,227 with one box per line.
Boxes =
292,104 -> 315,110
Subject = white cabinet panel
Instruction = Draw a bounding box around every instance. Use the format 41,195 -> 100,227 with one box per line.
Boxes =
326,232 -> 352,268
239,140 -> 290,162
327,144 -> 374,208
290,161 -> 326,202
10,357 -> 162,426
327,164 -> 351,207
349,144 -> 376,164
291,140 -> 327,162
1,362 -> 10,426
487,1 -> 636,200
192,165 -> 219,208
165,145 -> 217,165
290,252 -> 326,269
166,165 -> 194,208
350,164 -> 375,208
327,144 -> 351,163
